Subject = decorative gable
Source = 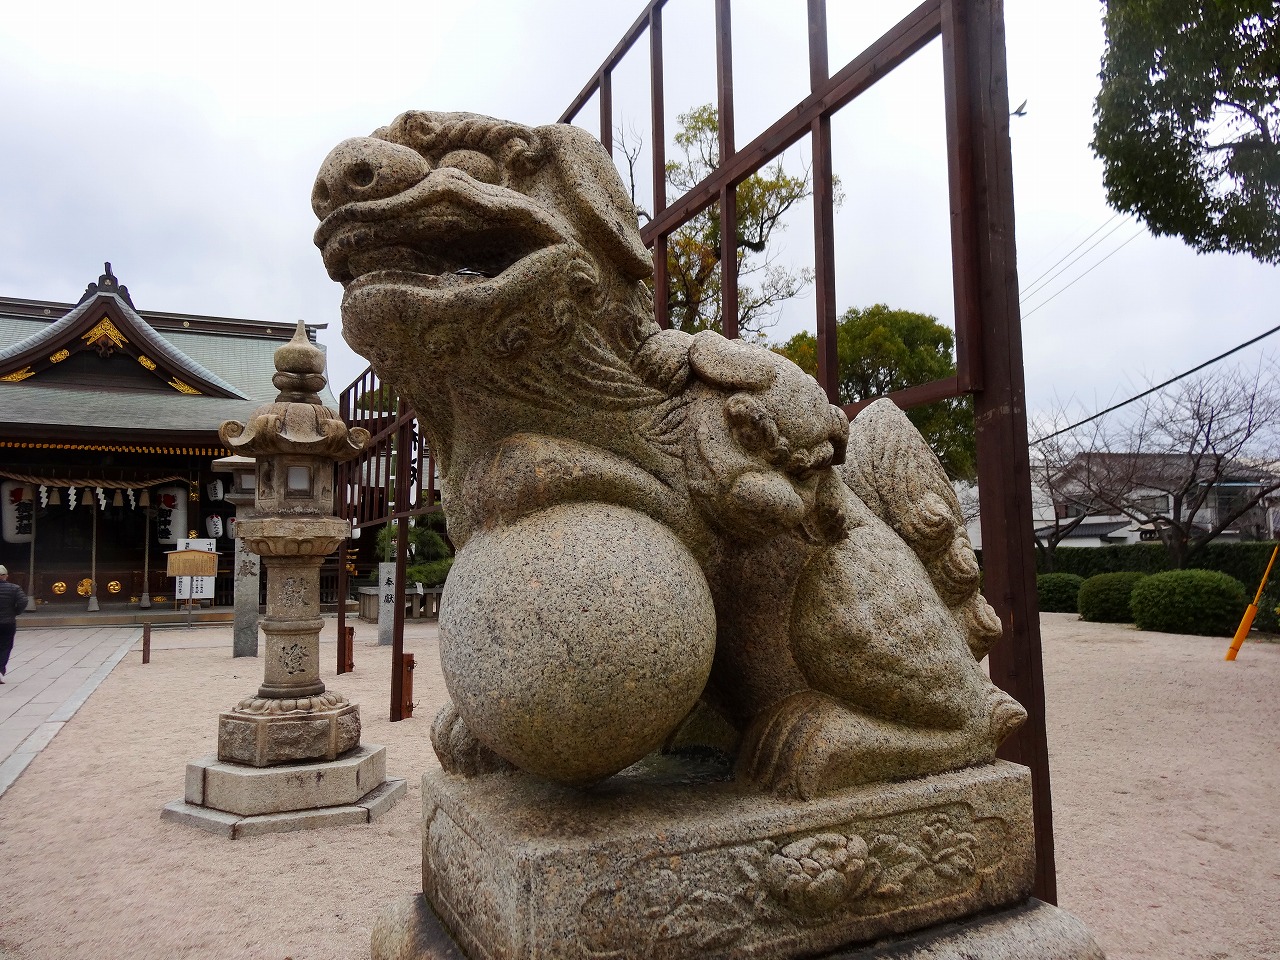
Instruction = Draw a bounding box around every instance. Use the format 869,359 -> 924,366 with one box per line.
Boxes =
0,264 -> 248,399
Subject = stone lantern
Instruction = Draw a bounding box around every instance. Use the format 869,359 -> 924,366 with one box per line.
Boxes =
163,321 -> 404,836
215,319 -> 370,765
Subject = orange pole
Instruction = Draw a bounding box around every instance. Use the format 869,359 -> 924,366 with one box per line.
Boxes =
1227,544 -> 1279,661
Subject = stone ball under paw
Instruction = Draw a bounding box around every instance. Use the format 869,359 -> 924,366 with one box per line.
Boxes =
439,502 -> 717,785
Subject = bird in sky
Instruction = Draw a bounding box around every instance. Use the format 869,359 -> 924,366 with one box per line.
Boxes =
1011,99 -> 1028,117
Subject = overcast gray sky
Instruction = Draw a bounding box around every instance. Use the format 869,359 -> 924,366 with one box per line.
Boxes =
2,0 -> 1276,424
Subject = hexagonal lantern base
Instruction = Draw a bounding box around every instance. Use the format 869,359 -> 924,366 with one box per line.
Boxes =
217,703 -> 361,767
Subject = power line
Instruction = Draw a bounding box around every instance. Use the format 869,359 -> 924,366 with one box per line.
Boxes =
1021,226 -> 1146,320
1020,213 -> 1129,302
1030,322 -> 1280,445
1017,116 -> 1235,311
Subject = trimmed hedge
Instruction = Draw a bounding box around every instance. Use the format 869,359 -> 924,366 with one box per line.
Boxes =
1036,541 -> 1279,633
1078,572 -> 1148,623
1130,570 -> 1248,637
1036,573 -> 1085,613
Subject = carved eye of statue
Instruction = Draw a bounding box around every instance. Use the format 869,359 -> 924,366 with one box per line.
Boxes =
437,149 -> 501,184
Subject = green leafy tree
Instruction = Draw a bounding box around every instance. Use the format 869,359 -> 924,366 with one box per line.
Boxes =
774,304 -> 976,481
618,105 -> 820,337
1093,1 -> 1280,262
354,383 -> 399,413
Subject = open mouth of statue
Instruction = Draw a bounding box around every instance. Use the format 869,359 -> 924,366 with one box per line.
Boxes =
316,188 -> 564,289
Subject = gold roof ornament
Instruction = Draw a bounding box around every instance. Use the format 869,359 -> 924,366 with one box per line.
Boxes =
82,317 -> 129,356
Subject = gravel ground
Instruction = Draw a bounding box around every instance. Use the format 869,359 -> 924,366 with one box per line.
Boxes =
0,614 -> 1276,959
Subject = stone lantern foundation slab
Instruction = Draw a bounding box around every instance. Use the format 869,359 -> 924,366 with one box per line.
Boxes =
162,744 -> 406,838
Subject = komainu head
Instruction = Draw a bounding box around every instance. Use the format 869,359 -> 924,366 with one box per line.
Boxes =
312,112 -> 656,398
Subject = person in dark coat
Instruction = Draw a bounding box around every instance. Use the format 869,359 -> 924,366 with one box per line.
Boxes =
0,564 -> 29,683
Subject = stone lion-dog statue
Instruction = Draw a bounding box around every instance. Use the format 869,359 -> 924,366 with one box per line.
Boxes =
312,111 -> 1024,800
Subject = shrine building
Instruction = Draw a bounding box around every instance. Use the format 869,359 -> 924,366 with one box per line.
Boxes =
0,264 -> 336,611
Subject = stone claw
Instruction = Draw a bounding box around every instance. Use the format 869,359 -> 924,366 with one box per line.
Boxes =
430,701 -> 513,777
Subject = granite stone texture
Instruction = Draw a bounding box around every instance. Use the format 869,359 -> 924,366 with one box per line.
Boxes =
401,762 -> 1034,960
842,899 -> 1105,958
371,896 -> 1105,960
163,775 -> 407,839
194,743 -> 387,816
439,501 -> 716,784
312,110 -> 1023,797
216,702 -> 361,767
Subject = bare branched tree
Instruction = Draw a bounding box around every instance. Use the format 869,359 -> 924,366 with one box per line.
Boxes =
1041,361 -> 1280,568
1026,412 -> 1109,571
615,106 -> 823,338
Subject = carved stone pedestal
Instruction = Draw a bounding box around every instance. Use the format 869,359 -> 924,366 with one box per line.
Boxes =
371,761 -> 1103,960
217,697 -> 360,767
372,895 -> 1103,960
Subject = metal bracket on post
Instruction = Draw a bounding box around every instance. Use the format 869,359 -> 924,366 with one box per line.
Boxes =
400,653 -> 415,719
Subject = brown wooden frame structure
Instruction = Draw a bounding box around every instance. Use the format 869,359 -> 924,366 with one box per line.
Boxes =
559,0 -> 1054,902
334,367 -> 439,721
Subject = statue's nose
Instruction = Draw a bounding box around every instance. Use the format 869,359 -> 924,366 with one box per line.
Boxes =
311,137 -> 432,220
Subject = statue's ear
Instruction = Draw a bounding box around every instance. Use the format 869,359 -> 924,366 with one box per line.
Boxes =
535,124 -> 653,281
688,331 -> 778,391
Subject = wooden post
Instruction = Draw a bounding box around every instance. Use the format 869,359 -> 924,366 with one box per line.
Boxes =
942,0 -> 1057,904
390,407 -> 411,722
343,625 -> 355,673
337,539 -> 349,674
142,622 -> 151,664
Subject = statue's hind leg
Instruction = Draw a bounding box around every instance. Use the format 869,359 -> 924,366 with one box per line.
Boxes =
737,687 -> 1026,799
737,497 -> 1025,799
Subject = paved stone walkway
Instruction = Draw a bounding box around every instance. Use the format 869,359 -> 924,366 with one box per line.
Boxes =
0,625 -> 141,798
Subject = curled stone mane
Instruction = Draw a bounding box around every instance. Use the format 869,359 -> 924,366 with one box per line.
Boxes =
376,111 -> 547,176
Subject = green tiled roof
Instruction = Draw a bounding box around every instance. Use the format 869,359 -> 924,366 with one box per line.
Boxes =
0,277 -> 338,438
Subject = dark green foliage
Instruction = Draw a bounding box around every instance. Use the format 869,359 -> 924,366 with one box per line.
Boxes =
406,557 -> 453,587
1036,573 -> 1086,613
1131,569 -> 1249,636
1078,572 -> 1149,623
1037,541 -> 1279,632
1093,2 -> 1280,262
775,304 -> 975,481
375,511 -> 454,586
376,513 -> 452,564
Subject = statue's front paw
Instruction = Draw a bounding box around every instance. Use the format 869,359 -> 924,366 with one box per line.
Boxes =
430,701 -> 513,777
735,691 -> 843,800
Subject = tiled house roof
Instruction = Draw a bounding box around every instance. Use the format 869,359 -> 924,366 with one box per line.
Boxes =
0,264 -> 335,444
